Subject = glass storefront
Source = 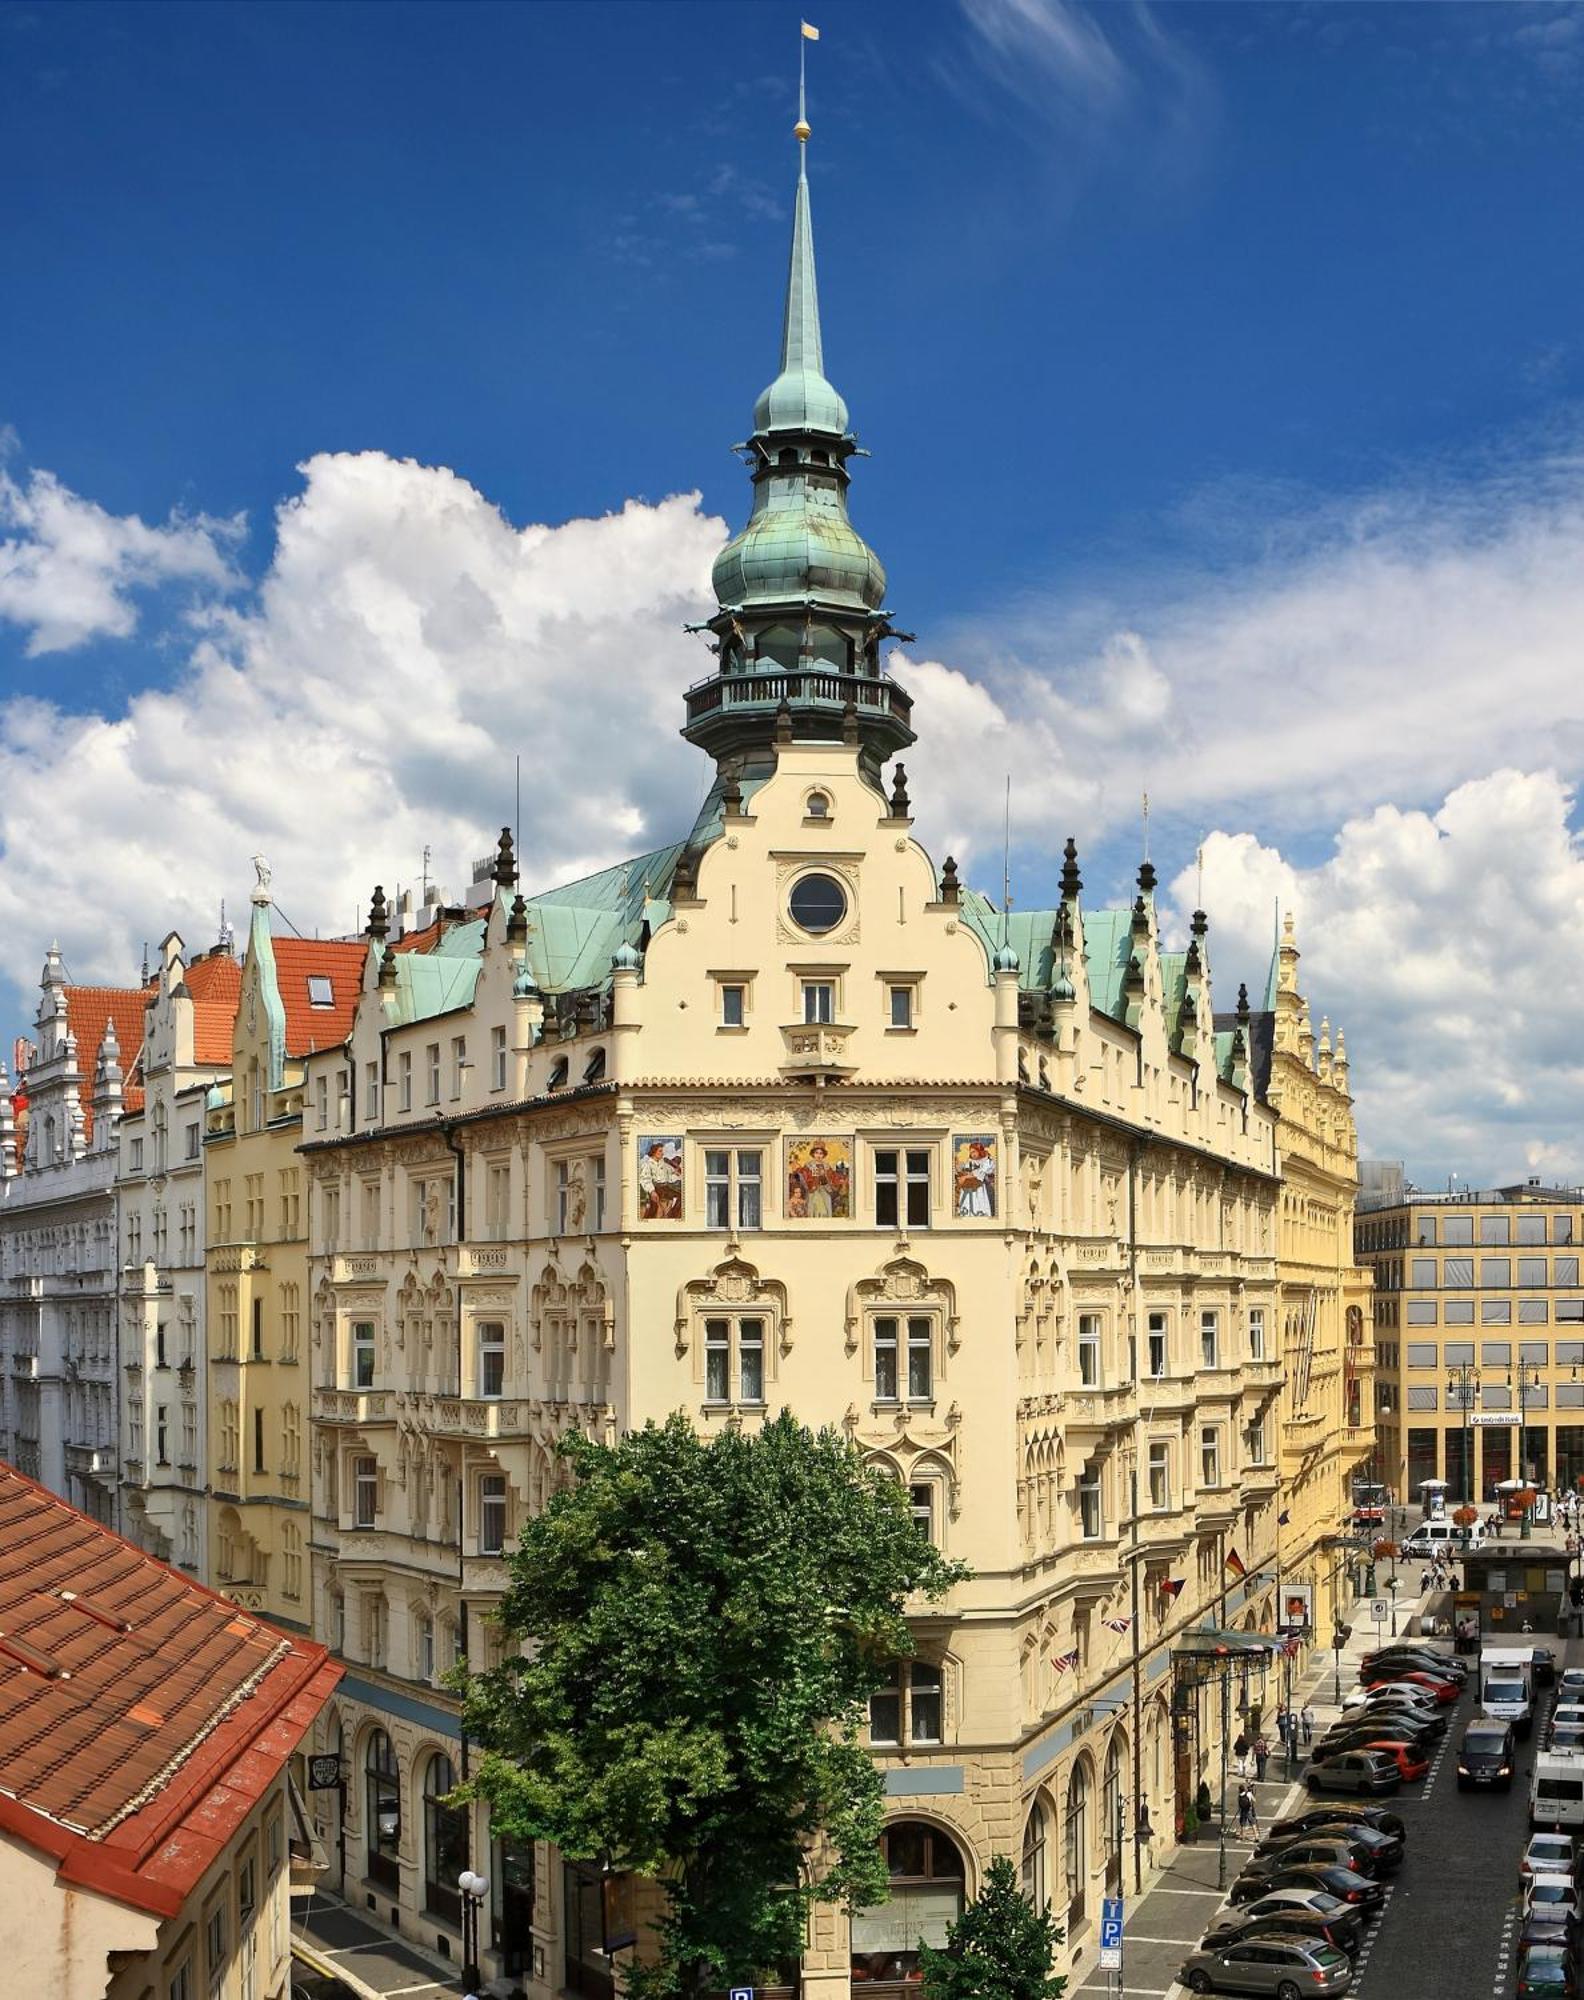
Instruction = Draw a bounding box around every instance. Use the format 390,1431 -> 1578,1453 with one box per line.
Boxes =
365,1730 -> 400,1892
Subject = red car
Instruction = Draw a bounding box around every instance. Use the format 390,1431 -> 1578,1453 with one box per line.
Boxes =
1358,1667 -> 1460,1705
1355,1738 -> 1430,1781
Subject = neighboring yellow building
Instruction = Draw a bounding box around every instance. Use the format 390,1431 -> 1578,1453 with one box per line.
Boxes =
203,866 -> 365,1627
1358,1183 -> 1584,1507
1227,917 -> 1374,1645
288,124 -> 1366,1999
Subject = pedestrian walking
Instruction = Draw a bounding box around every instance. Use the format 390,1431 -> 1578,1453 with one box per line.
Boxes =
1301,1704 -> 1314,1745
1237,1783 -> 1258,1836
1253,1731 -> 1269,1781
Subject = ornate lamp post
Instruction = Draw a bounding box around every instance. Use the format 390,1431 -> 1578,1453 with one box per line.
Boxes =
1511,1360 -> 1543,1540
1447,1364 -> 1481,1508
458,1868 -> 490,1977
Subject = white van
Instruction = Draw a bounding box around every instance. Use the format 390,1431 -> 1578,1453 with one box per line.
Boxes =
1484,1644 -> 1537,1736
1401,1518 -> 1487,1559
1533,1752 -> 1584,1832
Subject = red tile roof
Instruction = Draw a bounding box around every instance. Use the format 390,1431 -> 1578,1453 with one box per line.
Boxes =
272,938 -> 367,1056
63,984 -> 154,1141
185,950 -> 242,1066
0,1465 -> 339,1917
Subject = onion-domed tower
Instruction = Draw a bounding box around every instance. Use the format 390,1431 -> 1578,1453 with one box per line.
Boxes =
683,102 -> 915,785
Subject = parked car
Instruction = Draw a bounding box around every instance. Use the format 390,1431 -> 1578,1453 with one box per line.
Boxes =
1560,1668 -> 1584,1701
1525,1834 -> 1581,1884
1201,1907 -> 1363,1959
1357,1667 -> 1461,1704
1519,1945 -> 1580,1998
1458,1717 -> 1516,1790
1364,1646 -> 1468,1679
1536,1647 -> 1560,1689
1314,1727 -> 1437,1768
1253,1824 -> 1402,1873
1231,1862 -> 1385,1913
1267,1803 -> 1407,1842
1344,1683 -> 1445,1716
1549,1727 -> 1584,1756
1238,1837 -> 1386,1886
1530,1876 -> 1584,1926
1306,1750 -> 1402,1797
1351,1738 -> 1429,1782
1181,1935 -> 1353,1998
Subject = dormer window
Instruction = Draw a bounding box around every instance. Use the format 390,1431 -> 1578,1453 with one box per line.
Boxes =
548,1056 -> 569,1090
805,791 -> 831,821
307,976 -> 333,1009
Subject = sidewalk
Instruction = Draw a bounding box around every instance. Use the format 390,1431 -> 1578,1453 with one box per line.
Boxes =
1065,1573 -> 1444,2000
293,1891 -> 458,2000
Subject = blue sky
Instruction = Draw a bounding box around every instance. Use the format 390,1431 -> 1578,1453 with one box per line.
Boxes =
4,0 -> 1584,1182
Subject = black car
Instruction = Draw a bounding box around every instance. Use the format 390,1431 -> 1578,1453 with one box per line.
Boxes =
1345,1701 -> 1448,1737
1267,1803 -> 1408,1843
1364,1645 -> 1468,1677
1232,1862 -> 1385,1912
1457,1718 -> 1516,1790
1202,1910 -> 1364,1959
1305,1750 -> 1402,1796
1535,1647 -> 1560,1689
1235,1839 -> 1386,1889
1315,1725 -> 1438,1764
1254,1823 -> 1403,1873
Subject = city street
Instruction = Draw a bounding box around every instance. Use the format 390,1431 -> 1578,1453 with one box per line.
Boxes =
1070,1556 -> 1560,2000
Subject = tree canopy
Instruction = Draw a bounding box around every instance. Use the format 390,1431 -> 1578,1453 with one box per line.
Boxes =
457,1411 -> 967,1999
919,1854 -> 1067,2000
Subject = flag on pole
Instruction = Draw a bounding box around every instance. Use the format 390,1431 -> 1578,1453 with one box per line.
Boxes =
1160,1577 -> 1185,1600
1226,1548 -> 1247,1579
1050,1649 -> 1079,1674
1102,1616 -> 1133,1635
1278,1510 -> 1291,1526
801,20 -> 820,37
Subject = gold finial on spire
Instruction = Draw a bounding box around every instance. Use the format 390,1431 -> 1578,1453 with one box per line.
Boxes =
797,20 -> 818,142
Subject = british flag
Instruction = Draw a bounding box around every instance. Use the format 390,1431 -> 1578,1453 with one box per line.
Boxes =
1050,1649 -> 1080,1674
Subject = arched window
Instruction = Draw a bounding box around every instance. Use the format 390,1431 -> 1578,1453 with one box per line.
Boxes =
581,1047 -> 606,1086
423,1751 -> 467,1924
1103,1733 -> 1126,1894
851,1821 -> 965,1986
365,1730 -> 400,1891
1021,1800 -> 1048,1911
1064,1760 -> 1090,1932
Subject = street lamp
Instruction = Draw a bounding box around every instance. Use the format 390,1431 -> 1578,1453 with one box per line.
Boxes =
1332,1622 -> 1350,1706
1447,1364 -> 1481,1508
1511,1362 -> 1543,1539
458,1868 -> 490,1977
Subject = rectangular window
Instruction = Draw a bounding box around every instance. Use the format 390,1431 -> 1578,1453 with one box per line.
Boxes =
720,984 -> 746,1028
398,1051 -> 412,1111
1521,1339 -> 1549,1364
1078,1314 -> 1102,1387
872,1314 -> 933,1402
170,1962 -> 191,2000
1518,1214 -> 1547,1245
1481,1256 -> 1511,1287
353,1455 -> 378,1528
185,1122 -> 200,1160
1481,1214 -> 1511,1245
1560,1341 -> 1584,1367
1411,1257 -> 1437,1287
478,1321 -> 505,1399
238,1854 -> 257,1929
704,1149 -> 760,1230
873,1148 -> 931,1229
352,1320 -> 375,1388
1200,1427 -> 1221,1488
156,1405 -> 169,1465
206,1904 -> 227,1986
868,1664 -> 901,1745
1482,1299 -> 1512,1325
1559,1300 -> 1584,1323
1445,1257 -> 1474,1288
802,981 -> 834,1025
1248,1415 -> 1266,1464
1518,1256 -> 1548,1287
1416,1215 -> 1437,1246
1445,1339 -> 1475,1365
705,1317 -> 731,1403
888,984 -> 914,1029
1444,1215 -> 1474,1246
556,1160 -> 571,1234
873,1316 -> 898,1401
253,1407 -> 265,1472
1148,1441 -> 1170,1510
1520,1298 -> 1550,1323
1248,1306 -> 1265,1360
738,1316 -> 764,1404
909,1661 -> 942,1743
1078,1471 -> 1103,1540
425,1042 -> 440,1104
315,1075 -> 328,1132
419,1613 -> 435,1682
910,1482 -> 934,1543
1559,1257 -> 1581,1286
1406,1300 -> 1438,1323
130,1137 -> 144,1171
700,1316 -> 765,1405
1406,1341 -> 1438,1367
1482,1338 -> 1513,1363
1558,1216 -> 1577,1245
1444,1298 -> 1475,1324
1147,1312 -> 1167,1378
491,1024 -> 508,1091
480,1474 -> 507,1555
449,1035 -> 466,1099
1200,1310 -> 1219,1369
592,1157 -> 606,1231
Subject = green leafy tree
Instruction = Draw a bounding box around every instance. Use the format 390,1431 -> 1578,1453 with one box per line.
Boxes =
918,1854 -> 1067,2000
455,1411 -> 966,2000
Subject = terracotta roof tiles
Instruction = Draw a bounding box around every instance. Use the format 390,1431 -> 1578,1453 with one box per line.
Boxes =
0,1465 -> 338,1917
185,951 -> 242,1066
63,984 -> 154,1140
272,938 -> 366,1056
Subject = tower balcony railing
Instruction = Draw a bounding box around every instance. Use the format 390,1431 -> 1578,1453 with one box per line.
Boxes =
684,666 -> 912,728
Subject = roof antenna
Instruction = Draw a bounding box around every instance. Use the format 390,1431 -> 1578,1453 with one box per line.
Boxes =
1001,772 -> 1013,944
515,753 -> 522,878
1142,788 -> 1150,862
421,845 -> 432,905
1196,844 -> 1204,911
140,941 -> 149,983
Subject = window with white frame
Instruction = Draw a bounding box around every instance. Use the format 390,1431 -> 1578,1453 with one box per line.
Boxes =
1200,1426 -> 1222,1487
874,1147 -> 931,1229
555,1160 -> 572,1234
1248,1306 -> 1266,1359
411,1175 -> 455,1246
888,983 -> 915,1029
491,1024 -> 508,1091
869,1658 -> 943,1746
873,1313 -> 932,1402
425,1042 -> 440,1104
418,1612 -> 435,1681
352,1454 -> 379,1528
705,1148 -> 763,1230
485,1159 -> 510,1240
478,1321 -> 505,1399
352,1320 -> 376,1388
592,1156 -> 607,1231
1147,1440 -> 1170,1509
398,1050 -> 412,1111
909,1481 -> 937,1546
364,1060 -> 379,1126
801,980 -> 835,1025
314,1075 -> 328,1132
480,1473 -> 508,1555
1077,1313 -> 1102,1387
1248,1415 -> 1267,1463
1077,1465 -> 1103,1540
1147,1311 -> 1168,1377
449,1035 -> 466,1099
720,982 -> 746,1028
206,1899 -> 227,1993
704,1315 -> 765,1406
1200,1309 -> 1220,1368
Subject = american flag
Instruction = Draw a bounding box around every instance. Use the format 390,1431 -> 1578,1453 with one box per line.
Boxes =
1051,1649 -> 1080,1674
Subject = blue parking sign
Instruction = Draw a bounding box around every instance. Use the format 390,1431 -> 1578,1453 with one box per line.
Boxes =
1100,1897 -> 1124,1951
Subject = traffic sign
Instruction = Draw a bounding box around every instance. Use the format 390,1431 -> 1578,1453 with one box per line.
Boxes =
729,1987 -> 753,2000
1099,1896 -> 1123,1966
1370,1600 -> 1388,1621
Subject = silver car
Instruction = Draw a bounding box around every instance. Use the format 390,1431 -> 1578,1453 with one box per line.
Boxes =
1182,1935 -> 1353,1998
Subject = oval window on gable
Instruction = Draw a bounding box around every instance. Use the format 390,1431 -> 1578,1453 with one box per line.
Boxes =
788,872 -> 847,936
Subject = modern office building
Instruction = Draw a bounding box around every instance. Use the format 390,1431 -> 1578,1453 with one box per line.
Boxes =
1357,1182 -> 1584,1503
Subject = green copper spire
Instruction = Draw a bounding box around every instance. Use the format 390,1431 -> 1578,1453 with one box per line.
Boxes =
683,73 -> 914,783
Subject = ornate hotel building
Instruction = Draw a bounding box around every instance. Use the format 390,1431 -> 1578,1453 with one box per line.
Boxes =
291,117 -> 1372,1999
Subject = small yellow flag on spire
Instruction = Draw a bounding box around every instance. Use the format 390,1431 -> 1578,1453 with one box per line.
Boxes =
801,20 -> 820,38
